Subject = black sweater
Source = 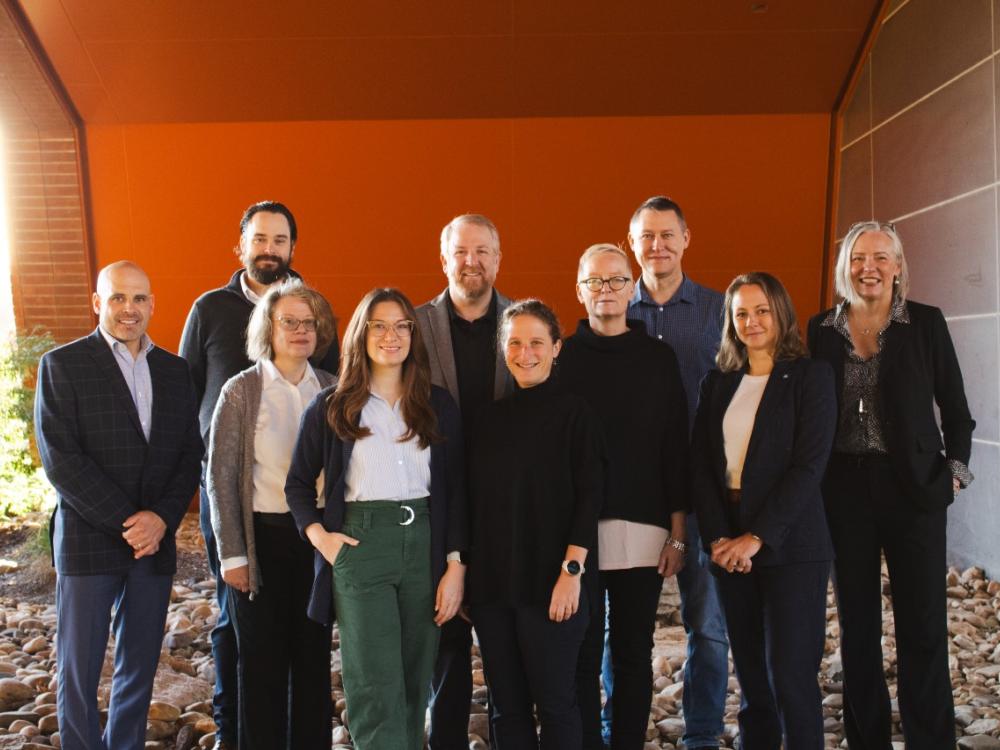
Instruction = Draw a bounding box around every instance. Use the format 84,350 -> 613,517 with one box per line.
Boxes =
558,319 -> 690,526
179,269 -> 340,444
466,377 -> 605,607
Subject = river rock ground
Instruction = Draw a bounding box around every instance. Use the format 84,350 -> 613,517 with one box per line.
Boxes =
0,512 -> 996,749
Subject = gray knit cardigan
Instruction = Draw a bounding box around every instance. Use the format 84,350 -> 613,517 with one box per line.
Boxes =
206,361 -> 336,594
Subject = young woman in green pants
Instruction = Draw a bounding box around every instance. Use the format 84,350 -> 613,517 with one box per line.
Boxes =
286,287 -> 468,749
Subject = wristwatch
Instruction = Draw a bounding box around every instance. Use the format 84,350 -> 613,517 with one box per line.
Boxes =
561,560 -> 584,576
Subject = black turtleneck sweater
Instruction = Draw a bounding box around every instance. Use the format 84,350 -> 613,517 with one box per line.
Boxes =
558,319 -> 690,527
466,377 -> 605,607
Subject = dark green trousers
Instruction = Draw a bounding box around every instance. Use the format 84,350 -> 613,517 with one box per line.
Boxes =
333,499 -> 439,750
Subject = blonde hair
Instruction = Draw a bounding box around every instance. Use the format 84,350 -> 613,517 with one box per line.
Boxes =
576,243 -> 633,279
245,280 -> 336,362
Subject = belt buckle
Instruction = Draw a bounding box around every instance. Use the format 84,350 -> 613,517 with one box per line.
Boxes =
399,504 -> 415,526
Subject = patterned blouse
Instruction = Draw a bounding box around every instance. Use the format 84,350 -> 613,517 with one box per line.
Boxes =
820,297 -> 973,487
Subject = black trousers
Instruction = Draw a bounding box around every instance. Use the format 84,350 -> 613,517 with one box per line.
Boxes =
200,484 -> 239,744
717,561 -> 830,749
824,453 -> 955,749
228,514 -> 332,750
428,616 -> 474,749
578,567 -> 662,750
471,590 -> 589,750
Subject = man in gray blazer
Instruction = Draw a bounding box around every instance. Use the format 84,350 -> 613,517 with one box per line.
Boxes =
416,213 -> 512,750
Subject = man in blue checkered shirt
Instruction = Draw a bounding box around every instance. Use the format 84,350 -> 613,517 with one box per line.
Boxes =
612,195 -> 728,750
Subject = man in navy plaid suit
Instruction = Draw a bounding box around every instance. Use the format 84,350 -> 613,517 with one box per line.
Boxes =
35,261 -> 203,750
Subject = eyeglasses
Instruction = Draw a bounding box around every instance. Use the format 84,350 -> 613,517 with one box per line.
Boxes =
275,316 -> 318,332
578,276 -> 632,293
366,319 -> 415,338
848,220 -> 896,233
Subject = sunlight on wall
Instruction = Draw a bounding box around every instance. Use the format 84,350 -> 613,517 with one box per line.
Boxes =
0,129 -> 13,343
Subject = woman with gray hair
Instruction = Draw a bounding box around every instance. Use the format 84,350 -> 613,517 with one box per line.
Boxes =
808,221 -> 975,749
207,279 -> 337,749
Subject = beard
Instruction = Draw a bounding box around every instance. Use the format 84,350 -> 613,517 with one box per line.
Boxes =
453,270 -> 493,301
245,253 -> 292,285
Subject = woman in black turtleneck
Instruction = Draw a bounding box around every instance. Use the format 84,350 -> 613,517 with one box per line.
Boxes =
466,299 -> 605,750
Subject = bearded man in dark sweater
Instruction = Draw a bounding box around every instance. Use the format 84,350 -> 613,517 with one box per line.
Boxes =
559,243 -> 690,750
178,201 -> 339,750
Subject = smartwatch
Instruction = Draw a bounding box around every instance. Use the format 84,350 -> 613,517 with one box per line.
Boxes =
561,560 -> 584,576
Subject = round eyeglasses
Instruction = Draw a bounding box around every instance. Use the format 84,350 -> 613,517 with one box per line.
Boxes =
275,316 -> 318,332
577,276 -> 631,293
366,320 -> 415,338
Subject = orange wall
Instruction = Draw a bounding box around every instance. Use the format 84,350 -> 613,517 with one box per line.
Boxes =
84,114 -> 831,352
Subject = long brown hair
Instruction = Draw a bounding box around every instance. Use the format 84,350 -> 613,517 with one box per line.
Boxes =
717,272 -> 808,373
326,288 -> 441,448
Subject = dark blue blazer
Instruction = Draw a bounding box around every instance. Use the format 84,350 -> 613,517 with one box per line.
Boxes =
285,385 -> 467,626
808,300 -> 975,511
34,329 -> 203,576
691,358 -> 836,567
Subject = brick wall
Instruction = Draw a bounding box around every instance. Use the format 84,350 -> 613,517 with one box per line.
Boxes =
0,1 -> 93,344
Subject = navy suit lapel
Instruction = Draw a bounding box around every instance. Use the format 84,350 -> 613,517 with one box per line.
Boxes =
87,331 -> 147,444
147,349 -> 167,449
743,360 -> 794,468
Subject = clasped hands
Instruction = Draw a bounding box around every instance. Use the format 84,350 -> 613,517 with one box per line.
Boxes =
122,510 -> 166,559
710,533 -> 763,574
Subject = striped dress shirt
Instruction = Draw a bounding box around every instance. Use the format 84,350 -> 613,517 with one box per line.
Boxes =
344,392 -> 432,502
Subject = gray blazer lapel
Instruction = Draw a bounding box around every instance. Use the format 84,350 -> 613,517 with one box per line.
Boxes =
494,291 -> 514,400
426,290 -> 460,403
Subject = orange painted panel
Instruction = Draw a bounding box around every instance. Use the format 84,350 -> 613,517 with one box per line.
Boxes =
84,114 -> 830,354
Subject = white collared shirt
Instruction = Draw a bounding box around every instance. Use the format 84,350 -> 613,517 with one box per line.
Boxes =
344,392 -> 431,502
239,272 -> 262,304
252,359 -> 325,513
98,327 -> 154,440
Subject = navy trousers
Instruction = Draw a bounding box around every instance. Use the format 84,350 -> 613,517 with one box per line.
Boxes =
56,555 -> 172,750
716,560 -> 830,750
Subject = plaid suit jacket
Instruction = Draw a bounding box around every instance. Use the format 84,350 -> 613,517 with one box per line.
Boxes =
35,329 -> 204,576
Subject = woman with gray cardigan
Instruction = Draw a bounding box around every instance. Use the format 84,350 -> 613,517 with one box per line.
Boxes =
207,280 -> 337,750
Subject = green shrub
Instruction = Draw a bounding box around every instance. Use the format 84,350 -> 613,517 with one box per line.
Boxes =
1,328 -> 56,517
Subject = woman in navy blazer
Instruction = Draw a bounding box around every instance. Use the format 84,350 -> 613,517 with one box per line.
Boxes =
692,272 -> 836,749
808,222 -> 975,749
285,288 -> 467,750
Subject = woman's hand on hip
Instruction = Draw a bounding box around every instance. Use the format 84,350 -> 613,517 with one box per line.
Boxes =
222,565 -> 250,593
305,523 -> 359,565
434,560 -> 466,626
549,573 -> 581,623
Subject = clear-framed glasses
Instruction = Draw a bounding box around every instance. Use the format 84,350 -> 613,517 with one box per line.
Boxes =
578,276 -> 631,293
366,319 -> 415,338
275,316 -> 318,332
